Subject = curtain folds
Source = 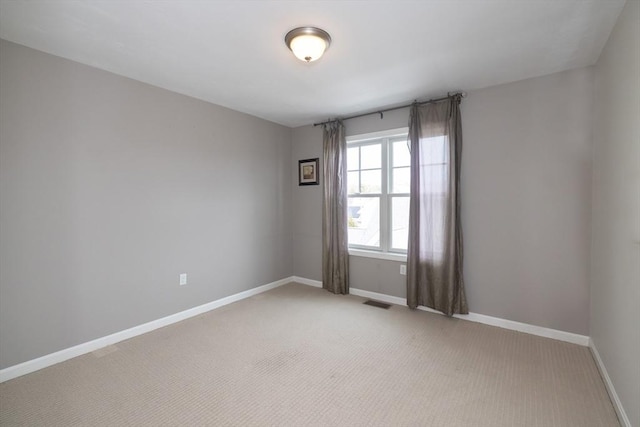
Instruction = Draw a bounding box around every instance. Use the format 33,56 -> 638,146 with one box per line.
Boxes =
322,121 -> 349,294
407,97 -> 468,315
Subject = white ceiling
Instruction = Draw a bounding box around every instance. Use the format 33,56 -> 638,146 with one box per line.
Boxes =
0,0 -> 625,127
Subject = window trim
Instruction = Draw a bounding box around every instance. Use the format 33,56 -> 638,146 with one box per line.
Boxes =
348,248 -> 407,262
347,127 -> 409,257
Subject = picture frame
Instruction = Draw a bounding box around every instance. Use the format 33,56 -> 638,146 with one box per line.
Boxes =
298,158 -> 319,186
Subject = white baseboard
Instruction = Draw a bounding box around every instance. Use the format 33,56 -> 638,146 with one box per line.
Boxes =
291,276 -> 323,288
296,278 -> 589,347
349,287 -> 406,306
589,339 -> 631,427
0,276 -> 593,384
0,276 -> 294,383
449,311 -> 589,346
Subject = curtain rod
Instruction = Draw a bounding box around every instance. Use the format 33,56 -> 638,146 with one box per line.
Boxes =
313,92 -> 466,127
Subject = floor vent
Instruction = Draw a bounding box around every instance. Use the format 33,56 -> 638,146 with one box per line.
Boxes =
363,299 -> 391,309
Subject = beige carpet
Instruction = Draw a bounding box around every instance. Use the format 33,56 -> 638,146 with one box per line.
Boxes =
0,283 -> 619,426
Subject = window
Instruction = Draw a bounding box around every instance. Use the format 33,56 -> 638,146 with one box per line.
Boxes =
347,128 -> 410,256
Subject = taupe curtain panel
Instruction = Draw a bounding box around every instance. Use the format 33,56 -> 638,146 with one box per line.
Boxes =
322,121 -> 349,295
407,97 -> 468,315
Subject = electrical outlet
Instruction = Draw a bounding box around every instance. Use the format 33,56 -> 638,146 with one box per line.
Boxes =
400,265 -> 407,275
179,273 -> 187,286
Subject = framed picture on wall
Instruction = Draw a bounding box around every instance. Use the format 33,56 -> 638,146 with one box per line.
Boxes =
298,158 -> 319,186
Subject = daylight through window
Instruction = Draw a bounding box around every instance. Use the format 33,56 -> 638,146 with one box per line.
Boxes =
347,128 -> 410,254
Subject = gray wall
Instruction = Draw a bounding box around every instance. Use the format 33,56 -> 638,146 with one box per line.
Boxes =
591,0 -> 640,425
291,124 -> 324,282
292,68 -> 594,335
463,68 -> 593,336
0,40 -> 293,369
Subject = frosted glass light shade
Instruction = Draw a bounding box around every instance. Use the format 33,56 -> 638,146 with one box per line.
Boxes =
290,35 -> 327,62
285,27 -> 331,63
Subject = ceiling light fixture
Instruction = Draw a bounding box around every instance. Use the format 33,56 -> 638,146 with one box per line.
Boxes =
285,27 -> 331,63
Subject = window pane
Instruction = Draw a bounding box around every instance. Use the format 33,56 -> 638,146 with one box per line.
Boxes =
391,196 -> 410,250
360,169 -> 381,193
393,140 -> 410,167
360,144 -> 381,169
392,167 -> 410,193
347,171 -> 359,194
348,197 -> 380,247
347,147 -> 359,171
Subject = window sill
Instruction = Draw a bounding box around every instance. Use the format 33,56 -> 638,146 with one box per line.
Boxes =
348,249 -> 407,262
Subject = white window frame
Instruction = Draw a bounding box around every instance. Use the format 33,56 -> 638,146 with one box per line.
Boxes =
347,127 -> 409,261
